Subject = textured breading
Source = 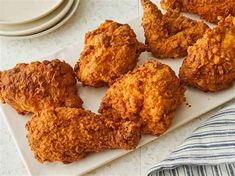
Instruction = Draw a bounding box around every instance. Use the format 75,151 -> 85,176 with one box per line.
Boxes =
99,60 -> 186,135
26,107 -> 141,163
0,59 -> 83,114
161,0 -> 235,23
75,20 -> 147,87
179,16 -> 235,92
141,0 -> 208,58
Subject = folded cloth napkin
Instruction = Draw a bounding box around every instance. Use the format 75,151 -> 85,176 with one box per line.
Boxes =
147,104 -> 235,176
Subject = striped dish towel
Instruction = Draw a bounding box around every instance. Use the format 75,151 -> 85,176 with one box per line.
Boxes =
147,104 -> 235,176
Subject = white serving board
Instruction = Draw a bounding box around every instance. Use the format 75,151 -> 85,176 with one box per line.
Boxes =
1,16 -> 235,176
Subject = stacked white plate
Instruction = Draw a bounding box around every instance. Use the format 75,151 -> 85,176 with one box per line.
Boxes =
0,0 -> 80,39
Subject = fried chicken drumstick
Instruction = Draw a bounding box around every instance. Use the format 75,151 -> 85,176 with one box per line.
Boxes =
26,107 -> 141,163
99,60 -> 185,135
141,0 -> 208,58
75,20 -> 146,87
0,59 -> 83,114
161,0 -> 235,23
179,16 -> 235,92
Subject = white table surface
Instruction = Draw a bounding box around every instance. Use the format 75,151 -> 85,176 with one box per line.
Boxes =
0,0 -> 234,176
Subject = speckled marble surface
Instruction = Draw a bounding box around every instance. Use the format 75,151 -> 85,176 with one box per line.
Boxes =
0,1 -> 234,176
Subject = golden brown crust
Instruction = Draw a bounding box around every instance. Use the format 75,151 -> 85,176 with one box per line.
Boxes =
161,0 -> 235,23
99,60 -> 186,135
0,71 -> 2,103
26,107 -> 141,163
179,16 -> 235,92
141,0 -> 208,58
75,20 -> 147,87
0,59 -> 83,114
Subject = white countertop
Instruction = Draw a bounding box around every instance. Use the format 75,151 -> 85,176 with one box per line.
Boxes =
0,1 -> 234,176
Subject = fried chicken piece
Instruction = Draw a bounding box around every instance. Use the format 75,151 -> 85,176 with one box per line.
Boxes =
141,0 -> 208,58
0,59 -> 83,114
179,16 -> 235,92
26,107 -> 141,163
161,0 -> 235,23
99,60 -> 186,136
74,20 -> 147,87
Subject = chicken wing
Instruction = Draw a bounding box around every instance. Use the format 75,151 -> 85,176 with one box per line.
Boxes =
99,60 -> 185,135
74,20 -> 147,87
0,59 -> 83,114
141,0 -> 208,58
161,0 -> 235,23
179,16 -> 235,92
26,107 -> 141,163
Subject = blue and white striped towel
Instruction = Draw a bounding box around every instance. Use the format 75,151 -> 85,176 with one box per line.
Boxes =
147,104 -> 235,176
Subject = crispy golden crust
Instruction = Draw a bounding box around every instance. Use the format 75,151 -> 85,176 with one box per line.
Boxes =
179,16 -> 235,92
161,0 -> 235,23
75,20 -> 147,87
141,0 -> 208,58
26,107 -> 141,163
99,60 -> 186,135
0,59 -> 83,114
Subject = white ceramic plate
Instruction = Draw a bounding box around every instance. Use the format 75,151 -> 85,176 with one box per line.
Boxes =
0,0 -> 79,39
0,14 -> 235,176
0,0 -> 73,36
0,0 -> 63,25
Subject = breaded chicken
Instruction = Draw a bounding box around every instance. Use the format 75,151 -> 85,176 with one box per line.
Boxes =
179,16 -> 235,92
141,0 -> 208,58
0,59 -> 83,114
74,20 -> 147,87
26,107 -> 141,163
161,0 -> 235,23
99,60 -> 185,136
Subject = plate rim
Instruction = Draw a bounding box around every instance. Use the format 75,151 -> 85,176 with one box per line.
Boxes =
0,0 -> 64,25
0,0 -> 74,36
0,0 -> 79,39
